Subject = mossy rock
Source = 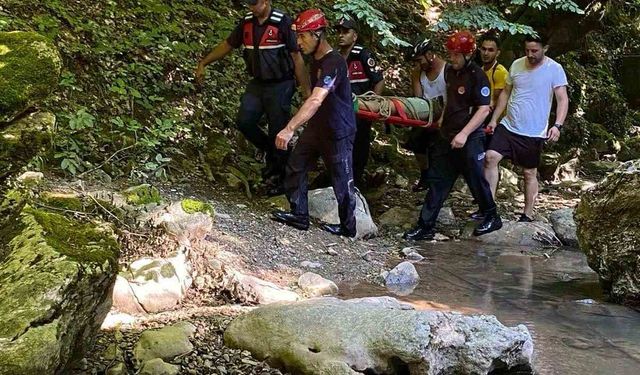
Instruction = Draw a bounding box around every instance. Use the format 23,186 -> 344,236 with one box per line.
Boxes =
575,160 -> 640,307
124,184 -> 162,205
619,137 -> 640,162
0,111 -> 54,182
0,189 -> 27,260
0,31 -> 62,123
582,160 -> 620,179
181,198 -> 214,216
38,191 -> 127,222
0,204 -> 119,374
39,191 -> 86,212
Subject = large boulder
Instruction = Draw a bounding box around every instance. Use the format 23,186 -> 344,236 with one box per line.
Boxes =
0,31 -> 62,123
308,187 -> 378,239
575,160 -> 640,306
224,298 -> 533,375
0,111 -> 54,181
0,200 -> 119,374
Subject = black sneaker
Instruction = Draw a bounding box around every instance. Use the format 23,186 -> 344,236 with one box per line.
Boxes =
518,213 -> 534,222
403,225 -> 436,241
469,211 -> 485,220
271,210 -> 310,231
321,223 -> 356,238
473,214 -> 503,236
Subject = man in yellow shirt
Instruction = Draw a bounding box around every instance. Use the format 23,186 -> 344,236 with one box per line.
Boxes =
479,33 -> 508,112
470,32 -> 508,221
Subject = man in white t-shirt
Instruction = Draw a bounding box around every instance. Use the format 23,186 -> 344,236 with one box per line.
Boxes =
405,37 -> 447,192
484,34 -> 569,222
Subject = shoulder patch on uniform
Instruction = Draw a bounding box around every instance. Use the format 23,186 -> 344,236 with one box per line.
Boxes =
480,86 -> 490,97
367,57 -> 376,67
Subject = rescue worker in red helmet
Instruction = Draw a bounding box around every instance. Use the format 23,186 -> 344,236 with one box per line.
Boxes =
195,0 -> 310,196
404,30 -> 503,240
271,9 -> 358,237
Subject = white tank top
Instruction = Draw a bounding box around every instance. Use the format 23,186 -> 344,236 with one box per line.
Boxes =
420,65 -> 447,100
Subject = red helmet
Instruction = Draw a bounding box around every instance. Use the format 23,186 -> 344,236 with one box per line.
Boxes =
446,31 -> 476,55
293,9 -> 328,32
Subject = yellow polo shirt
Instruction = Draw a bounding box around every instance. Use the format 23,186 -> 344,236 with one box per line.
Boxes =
483,62 -> 508,104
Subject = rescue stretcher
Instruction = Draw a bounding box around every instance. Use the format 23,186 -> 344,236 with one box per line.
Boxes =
353,93 -> 443,129
354,93 -> 494,134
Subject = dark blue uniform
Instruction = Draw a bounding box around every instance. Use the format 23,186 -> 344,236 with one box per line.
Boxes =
347,45 -> 383,187
284,50 -> 357,235
418,61 -> 497,227
227,9 -> 298,181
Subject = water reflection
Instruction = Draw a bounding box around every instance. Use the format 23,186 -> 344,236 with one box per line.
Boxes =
339,242 -> 640,374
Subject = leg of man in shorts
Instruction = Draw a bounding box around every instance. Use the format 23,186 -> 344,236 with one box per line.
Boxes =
485,124 -> 544,221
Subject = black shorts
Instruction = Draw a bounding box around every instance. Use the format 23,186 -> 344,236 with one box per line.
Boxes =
488,124 -> 545,169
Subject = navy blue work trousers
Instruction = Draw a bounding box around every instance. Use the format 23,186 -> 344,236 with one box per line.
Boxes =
419,134 -> 497,227
237,79 -> 295,175
284,129 -> 357,234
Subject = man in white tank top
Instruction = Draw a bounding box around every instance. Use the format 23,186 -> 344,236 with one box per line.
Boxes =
405,37 -> 447,192
484,34 -> 569,222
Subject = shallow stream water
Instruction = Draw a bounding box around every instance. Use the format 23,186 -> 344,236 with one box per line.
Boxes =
339,242 -> 640,375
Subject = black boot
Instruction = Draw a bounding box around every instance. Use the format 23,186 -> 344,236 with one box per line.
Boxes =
403,225 -> 435,241
473,214 -> 503,236
271,210 -> 309,231
321,223 -> 356,238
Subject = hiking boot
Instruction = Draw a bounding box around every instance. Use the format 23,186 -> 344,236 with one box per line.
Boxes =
518,213 -> 534,222
403,225 -> 436,241
321,223 -> 356,238
469,211 -> 485,220
271,210 -> 309,231
473,214 -> 503,236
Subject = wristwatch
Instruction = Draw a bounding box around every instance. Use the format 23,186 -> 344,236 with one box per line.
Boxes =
553,123 -> 563,130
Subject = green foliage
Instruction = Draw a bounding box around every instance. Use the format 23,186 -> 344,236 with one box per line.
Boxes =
434,5 -> 536,35
430,0 -> 584,34
4,0 -> 248,180
527,0 -> 584,13
333,0 -> 410,47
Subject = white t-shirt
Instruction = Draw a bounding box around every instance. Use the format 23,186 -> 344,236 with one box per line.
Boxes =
420,64 -> 447,100
501,57 -> 568,138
